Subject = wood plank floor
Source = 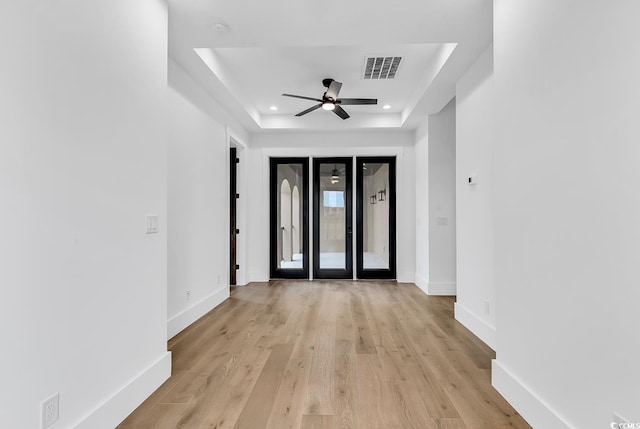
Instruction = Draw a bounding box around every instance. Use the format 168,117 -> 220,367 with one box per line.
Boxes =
118,281 -> 531,429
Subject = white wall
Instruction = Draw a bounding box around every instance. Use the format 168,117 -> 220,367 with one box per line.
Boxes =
414,100 -> 457,297
166,59 -> 240,338
0,2 -> 170,428
414,121 -> 430,289
245,145 -> 270,281
454,45 -> 496,348
427,99 -> 457,295
248,132 -> 415,283
492,1 -> 640,428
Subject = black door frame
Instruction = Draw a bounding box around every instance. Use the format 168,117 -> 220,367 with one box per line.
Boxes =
270,157 -> 310,279
356,156 -> 396,279
313,157 -> 353,279
229,147 -> 238,285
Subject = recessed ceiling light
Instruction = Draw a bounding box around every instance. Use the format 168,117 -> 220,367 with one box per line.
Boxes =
269,106 -> 278,111
383,104 -> 391,110
211,23 -> 229,33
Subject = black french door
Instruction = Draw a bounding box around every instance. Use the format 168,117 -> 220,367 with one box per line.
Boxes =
269,156 -> 395,281
356,157 -> 396,279
269,158 -> 309,279
313,158 -> 353,279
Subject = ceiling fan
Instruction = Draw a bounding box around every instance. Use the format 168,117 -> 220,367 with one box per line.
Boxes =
282,78 -> 377,120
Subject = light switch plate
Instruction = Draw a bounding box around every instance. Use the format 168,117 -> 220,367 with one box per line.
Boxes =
146,215 -> 159,234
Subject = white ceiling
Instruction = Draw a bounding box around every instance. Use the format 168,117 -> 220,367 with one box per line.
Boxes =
168,0 -> 493,133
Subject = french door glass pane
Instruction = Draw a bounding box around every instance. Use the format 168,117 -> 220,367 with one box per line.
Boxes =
362,162 -> 390,269
319,162 -> 347,269
277,163 -> 304,269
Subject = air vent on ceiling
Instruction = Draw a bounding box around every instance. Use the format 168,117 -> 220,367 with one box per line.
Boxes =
363,56 -> 402,80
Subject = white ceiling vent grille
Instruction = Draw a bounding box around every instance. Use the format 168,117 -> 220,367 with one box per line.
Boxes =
363,56 -> 402,79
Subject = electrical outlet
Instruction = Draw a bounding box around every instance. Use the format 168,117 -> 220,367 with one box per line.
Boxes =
217,275 -> 220,285
186,290 -> 191,301
483,300 -> 490,315
42,393 -> 59,428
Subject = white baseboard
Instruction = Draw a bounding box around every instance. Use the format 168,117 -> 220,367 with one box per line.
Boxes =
413,276 -> 456,296
427,281 -> 456,296
492,360 -> 572,429
396,270 -> 415,284
454,302 -> 496,349
414,273 -> 429,293
74,352 -> 171,429
167,285 -> 229,339
235,273 -> 245,286
249,271 -> 269,283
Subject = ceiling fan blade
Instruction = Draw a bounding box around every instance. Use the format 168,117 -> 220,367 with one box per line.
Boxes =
333,105 -> 350,120
336,98 -> 378,105
325,80 -> 342,101
282,93 -> 323,102
295,104 -> 322,117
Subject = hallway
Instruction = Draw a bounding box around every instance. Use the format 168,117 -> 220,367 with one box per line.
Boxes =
119,281 -> 530,429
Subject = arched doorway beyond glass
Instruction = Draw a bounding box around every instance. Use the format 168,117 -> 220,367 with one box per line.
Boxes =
270,158 -> 309,279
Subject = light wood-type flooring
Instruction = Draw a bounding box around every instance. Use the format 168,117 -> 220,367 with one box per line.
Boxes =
118,281 -> 531,429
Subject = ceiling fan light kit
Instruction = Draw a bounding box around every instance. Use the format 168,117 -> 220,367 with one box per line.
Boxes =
331,166 -> 340,182
282,78 -> 377,120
